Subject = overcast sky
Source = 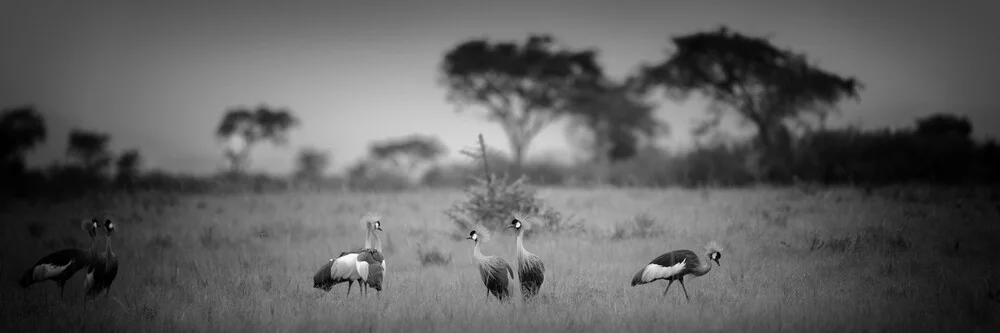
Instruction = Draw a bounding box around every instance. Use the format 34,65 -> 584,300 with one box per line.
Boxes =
2,0 -> 998,175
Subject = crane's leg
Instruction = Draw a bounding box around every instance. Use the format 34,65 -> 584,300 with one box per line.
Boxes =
662,279 -> 674,296
59,282 -> 66,299
678,277 -> 690,301
347,281 -> 353,296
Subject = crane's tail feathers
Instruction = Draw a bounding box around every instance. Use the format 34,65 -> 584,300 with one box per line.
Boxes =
630,267 -> 647,286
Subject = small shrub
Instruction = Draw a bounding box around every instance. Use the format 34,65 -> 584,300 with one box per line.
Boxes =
611,213 -> 664,240
416,244 -> 452,266
808,226 -> 910,254
444,134 -> 565,238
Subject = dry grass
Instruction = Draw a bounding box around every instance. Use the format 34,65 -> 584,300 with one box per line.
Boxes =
1,187 -> 998,332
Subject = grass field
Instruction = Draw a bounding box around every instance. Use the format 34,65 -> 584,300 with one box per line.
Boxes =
1,187 -> 998,332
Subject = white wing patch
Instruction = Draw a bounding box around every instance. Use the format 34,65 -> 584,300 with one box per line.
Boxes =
641,259 -> 686,283
33,261 -> 72,281
382,260 -> 386,277
330,253 -> 360,280
355,261 -> 370,282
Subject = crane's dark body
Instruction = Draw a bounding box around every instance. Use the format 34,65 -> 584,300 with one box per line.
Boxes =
630,245 -> 721,301
479,257 -> 515,301
510,215 -> 546,299
312,259 -> 338,291
86,245 -> 118,298
86,219 -> 119,298
312,214 -> 385,296
517,254 -> 544,299
631,249 -> 700,285
18,248 -> 92,297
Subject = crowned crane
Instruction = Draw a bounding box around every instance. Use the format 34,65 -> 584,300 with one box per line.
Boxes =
508,212 -> 545,299
630,241 -> 723,301
85,218 -> 119,299
312,212 -> 384,296
18,219 -> 99,298
466,230 -> 515,301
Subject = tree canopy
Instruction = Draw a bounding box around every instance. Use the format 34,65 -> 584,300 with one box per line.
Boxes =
0,105 -> 47,163
67,128 -> 113,173
294,147 -> 331,180
635,26 -> 862,181
440,34 -> 605,169
565,81 -> 665,162
215,105 -> 298,173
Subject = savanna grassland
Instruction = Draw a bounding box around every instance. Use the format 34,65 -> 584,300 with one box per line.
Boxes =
1,187 -> 998,332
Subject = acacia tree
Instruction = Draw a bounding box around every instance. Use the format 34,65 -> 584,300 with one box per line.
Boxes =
369,134 -> 446,182
0,105 -> 47,167
635,26 -> 862,181
565,81 -> 664,163
67,129 -> 113,174
440,34 -> 604,170
114,149 -> 142,188
215,105 -> 298,174
294,147 -> 330,181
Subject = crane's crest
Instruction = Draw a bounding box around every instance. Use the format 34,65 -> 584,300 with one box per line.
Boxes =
705,240 -> 723,253
361,212 -> 382,226
79,219 -> 95,233
471,224 -> 493,242
512,210 -> 535,224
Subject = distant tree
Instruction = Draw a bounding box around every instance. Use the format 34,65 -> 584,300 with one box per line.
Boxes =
0,105 -> 47,165
914,113 -> 972,140
294,147 -> 331,180
214,105 -> 298,174
67,129 -> 113,174
635,26 -> 862,181
369,134 -> 446,182
440,34 -> 604,170
565,81 -> 664,163
114,149 -> 142,189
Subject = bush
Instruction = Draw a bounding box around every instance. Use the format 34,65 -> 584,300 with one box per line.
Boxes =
416,244 -> 453,266
444,134 -> 566,239
611,213 -> 665,240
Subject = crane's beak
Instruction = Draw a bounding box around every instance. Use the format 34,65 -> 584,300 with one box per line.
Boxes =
505,225 -> 515,230
466,236 -> 473,240
713,259 -> 721,266
376,226 -> 383,231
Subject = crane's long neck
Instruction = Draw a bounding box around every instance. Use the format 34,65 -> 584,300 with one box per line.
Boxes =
364,224 -> 372,249
105,234 -> 114,255
373,229 -> 383,253
516,229 -> 527,257
473,241 -> 484,261
692,251 -> 713,276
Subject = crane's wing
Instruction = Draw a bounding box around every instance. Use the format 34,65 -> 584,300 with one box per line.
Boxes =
330,253 -> 359,280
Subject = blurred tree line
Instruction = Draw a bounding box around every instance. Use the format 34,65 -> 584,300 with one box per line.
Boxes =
2,26 -> 998,201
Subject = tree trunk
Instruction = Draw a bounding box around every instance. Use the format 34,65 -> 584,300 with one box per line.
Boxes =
510,141 -> 526,174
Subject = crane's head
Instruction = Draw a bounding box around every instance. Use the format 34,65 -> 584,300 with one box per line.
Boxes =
709,251 -> 721,266
362,212 -> 382,231
507,211 -> 531,231
705,241 -> 723,267
466,230 -> 479,242
81,218 -> 99,239
104,218 -> 115,236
